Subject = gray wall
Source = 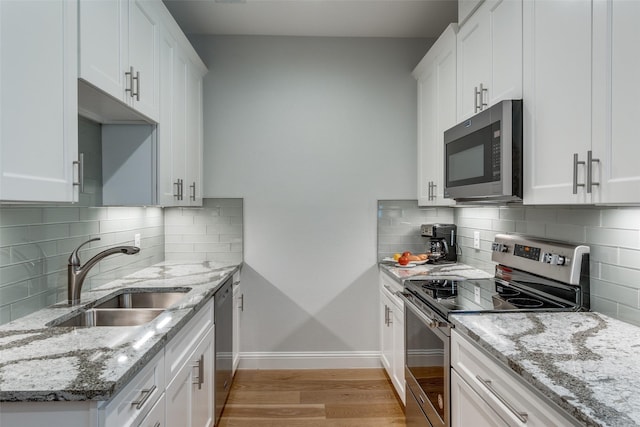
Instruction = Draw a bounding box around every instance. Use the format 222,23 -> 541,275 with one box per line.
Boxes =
191,35 -> 432,361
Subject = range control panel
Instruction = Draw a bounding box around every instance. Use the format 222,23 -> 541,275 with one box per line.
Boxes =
490,234 -> 589,285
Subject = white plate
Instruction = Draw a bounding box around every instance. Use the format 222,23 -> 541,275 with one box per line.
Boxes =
395,263 -> 417,268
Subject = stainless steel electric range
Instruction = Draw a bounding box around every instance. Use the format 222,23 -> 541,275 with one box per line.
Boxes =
398,233 -> 590,427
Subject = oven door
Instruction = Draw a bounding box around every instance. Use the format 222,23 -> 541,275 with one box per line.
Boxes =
399,292 -> 451,427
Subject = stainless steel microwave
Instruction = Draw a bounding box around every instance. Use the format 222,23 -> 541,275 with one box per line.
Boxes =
443,99 -> 523,203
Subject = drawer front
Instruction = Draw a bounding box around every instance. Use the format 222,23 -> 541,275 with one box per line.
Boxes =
380,270 -> 403,310
138,393 -> 165,427
165,298 -> 214,381
451,330 -> 579,427
102,351 -> 165,427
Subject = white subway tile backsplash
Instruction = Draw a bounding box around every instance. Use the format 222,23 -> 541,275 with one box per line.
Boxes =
0,204 -> 164,325
165,198 -> 243,263
586,227 -> 640,249
452,205 -> 640,326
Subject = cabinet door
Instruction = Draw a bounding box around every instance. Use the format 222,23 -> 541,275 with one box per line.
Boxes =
171,48 -> 189,205
415,24 -> 457,207
128,0 -> 160,121
416,59 -> 439,205
78,0 -> 127,101
185,63 -> 204,206
192,328 -> 215,427
380,295 -> 393,375
391,303 -> 405,405
457,5 -> 491,120
451,370 -> 509,427
233,282 -> 243,375
157,27 -> 178,205
0,0 -> 78,202
166,360 -> 194,427
522,0 -> 593,204
593,0 -> 640,203
488,0 -> 523,107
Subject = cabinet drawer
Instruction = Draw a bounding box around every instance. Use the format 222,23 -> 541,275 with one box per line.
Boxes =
165,298 -> 214,381
379,270 -> 404,310
451,330 -> 579,426
138,393 -> 165,427
102,350 -> 165,427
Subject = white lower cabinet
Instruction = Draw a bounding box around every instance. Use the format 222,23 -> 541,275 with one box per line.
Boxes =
166,325 -> 215,427
232,274 -> 243,375
379,271 -> 405,405
450,330 -> 580,427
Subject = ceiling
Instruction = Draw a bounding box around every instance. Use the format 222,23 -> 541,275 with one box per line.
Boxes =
162,0 -> 458,38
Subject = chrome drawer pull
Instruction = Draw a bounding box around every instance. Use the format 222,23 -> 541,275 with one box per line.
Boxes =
573,153 -> 585,194
476,375 -> 528,423
587,150 -> 600,193
131,384 -> 156,410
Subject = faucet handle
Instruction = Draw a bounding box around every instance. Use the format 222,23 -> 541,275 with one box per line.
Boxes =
69,237 -> 101,265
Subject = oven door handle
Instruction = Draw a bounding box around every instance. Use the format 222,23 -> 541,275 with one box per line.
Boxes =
396,291 -> 449,328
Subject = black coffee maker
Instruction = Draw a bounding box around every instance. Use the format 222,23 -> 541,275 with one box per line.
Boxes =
421,223 -> 458,263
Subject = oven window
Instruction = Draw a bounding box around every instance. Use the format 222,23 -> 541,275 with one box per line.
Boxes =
445,123 -> 496,187
406,307 -> 446,422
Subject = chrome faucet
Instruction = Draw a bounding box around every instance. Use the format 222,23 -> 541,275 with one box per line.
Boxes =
68,237 -> 140,305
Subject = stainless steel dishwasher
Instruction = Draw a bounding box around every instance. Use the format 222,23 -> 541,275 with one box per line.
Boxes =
215,277 -> 233,424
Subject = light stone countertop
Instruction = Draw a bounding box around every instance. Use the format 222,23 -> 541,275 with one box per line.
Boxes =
451,311 -> 640,427
0,261 -> 240,402
379,261 -> 494,282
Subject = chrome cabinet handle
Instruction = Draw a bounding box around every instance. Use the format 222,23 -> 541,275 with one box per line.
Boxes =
73,152 -> 84,193
572,153 -> 586,194
474,86 -> 480,113
125,66 -> 135,98
132,70 -> 140,101
587,150 -> 600,193
384,305 -> 389,326
476,375 -> 528,423
428,181 -> 437,201
131,384 -> 156,410
190,182 -> 196,201
192,354 -> 204,389
387,306 -> 392,325
239,293 -> 244,312
153,422 -> 160,427
479,83 -> 488,110
174,179 -> 184,200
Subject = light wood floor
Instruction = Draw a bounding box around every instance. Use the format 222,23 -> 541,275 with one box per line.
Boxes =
218,369 -> 406,426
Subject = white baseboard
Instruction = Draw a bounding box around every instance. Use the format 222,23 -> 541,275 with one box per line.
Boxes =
238,351 -> 382,369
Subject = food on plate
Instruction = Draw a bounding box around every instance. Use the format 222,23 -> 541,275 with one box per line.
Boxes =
393,253 -> 401,261
402,251 -> 412,257
418,254 -> 428,260
398,255 -> 410,265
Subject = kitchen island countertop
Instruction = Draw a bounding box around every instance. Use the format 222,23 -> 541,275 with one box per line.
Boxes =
451,311 -> 640,427
0,261 -> 240,402
379,261 -> 494,282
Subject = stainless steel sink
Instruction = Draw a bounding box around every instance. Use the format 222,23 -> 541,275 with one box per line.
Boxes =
53,308 -> 166,327
94,289 -> 189,309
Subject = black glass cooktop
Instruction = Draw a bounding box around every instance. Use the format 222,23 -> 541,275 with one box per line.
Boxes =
404,277 -> 577,319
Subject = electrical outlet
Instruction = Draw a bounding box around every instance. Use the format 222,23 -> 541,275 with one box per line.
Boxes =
134,233 -> 141,248
474,286 -> 481,304
473,231 -> 481,249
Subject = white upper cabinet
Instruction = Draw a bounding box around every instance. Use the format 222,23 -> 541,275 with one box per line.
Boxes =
457,0 -> 522,121
156,10 -> 206,207
414,24 -> 457,206
522,0 -> 593,204
592,0 -> 640,204
0,0 -> 79,202
79,0 -> 160,122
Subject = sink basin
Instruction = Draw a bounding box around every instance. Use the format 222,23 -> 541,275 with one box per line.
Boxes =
52,308 -> 166,327
94,289 -> 190,309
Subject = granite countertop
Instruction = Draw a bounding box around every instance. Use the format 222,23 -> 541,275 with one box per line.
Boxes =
379,261 -> 494,282
0,261 -> 240,402
451,311 -> 640,427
